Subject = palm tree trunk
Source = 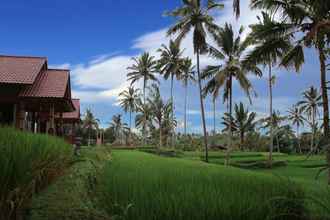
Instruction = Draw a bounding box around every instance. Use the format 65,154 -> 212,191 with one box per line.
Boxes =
311,108 -> 316,153
170,74 -> 174,147
240,131 -> 244,151
88,128 -> 91,146
297,124 -> 302,154
213,98 -> 216,136
184,81 -> 188,136
276,135 -> 280,153
129,109 -> 132,146
196,50 -> 208,162
318,46 -> 330,184
268,63 -> 274,168
225,75 -> 233,166
159,120 -> 162,151
319,46 -> 330,136
143,80 -> 147,146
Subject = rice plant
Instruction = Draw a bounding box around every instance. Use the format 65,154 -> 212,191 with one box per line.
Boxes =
0,127 -> 73,220
99,150 -> 307,220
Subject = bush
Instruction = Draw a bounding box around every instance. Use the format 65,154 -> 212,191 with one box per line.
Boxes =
0,127 -> 73,220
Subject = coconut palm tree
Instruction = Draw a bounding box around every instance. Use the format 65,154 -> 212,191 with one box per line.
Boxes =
250,0 -> 330,140
222,102 -> 257,150
148,84 -> 173,149
157,40 -> 185,145
287,105 -> 306,153
135,98 -> 153,144
82,108 -> 99,146
166,0 -> 224,162
202,23 -> 262,164
202,70 -> 220,136
260,110 -> 287,153
244,11 -> 292,166
110,114 -> 129,145
118,87 -> 140,136
127,52 -> 158,145
298,86 -> 322,153
180,58 -> 196,136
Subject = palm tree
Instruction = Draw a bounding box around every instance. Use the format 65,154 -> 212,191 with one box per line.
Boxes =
260,110 -> 286,153
180,58 -> 195,136
118,86 -> 140,143
244,11 -> 292,166
110,114 -> 129,145
166,0 -> 224,162
82,108 -> 99,146
135,98 -> 153,144
127,52 -> 158,145
298,86 -> 322,153
233,0 -> 240,18
222,102 -> 257,150
157,40 -> 185,145
202,23 -> 262,164
202,71 -> 220,136
148,84 -> 173,149
287,105 -> 306,153
250,0 -> 330,142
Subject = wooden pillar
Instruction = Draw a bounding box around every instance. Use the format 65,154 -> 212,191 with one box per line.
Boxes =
15,102 -> 25,130
59,112 -> 63,136
13,104 -> 17,127
48,104 -> 55,135
31,112 -> 36,133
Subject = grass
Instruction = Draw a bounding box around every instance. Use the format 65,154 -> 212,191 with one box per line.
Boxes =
99,150 -> 307,220
29,147 -> 112,220
0,127 -> 73,220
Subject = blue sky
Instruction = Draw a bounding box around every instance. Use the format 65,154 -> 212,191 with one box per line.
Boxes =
0,0 -> 322,133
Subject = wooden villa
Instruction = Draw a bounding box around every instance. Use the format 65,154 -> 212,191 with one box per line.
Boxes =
0,55 -> 80,143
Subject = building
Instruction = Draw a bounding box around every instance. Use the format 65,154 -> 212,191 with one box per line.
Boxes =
0,55 -> 80,142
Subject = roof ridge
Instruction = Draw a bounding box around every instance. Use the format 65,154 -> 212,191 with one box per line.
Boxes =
47,68 -> 70,71
0,54 -> 47,59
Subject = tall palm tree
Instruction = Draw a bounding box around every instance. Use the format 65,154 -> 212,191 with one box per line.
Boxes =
202,23 -> 262,164
250,0 -> 330,144
298,86 -> 322,153
82,108 -> 99,146
157,40 -> 185,145
180,58 -> 195,136
110,114 -> 129,145
127,52 -> 158,145
222,102 -> 257,150
148,84 -> 173,149
166,0 -> 224,162
244,11 -> 292,166
287,105 -> 306,153
118,87 -> 140,139
202,71 -> 219,136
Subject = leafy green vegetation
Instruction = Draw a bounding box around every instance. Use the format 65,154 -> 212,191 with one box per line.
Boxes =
0,127 -> 73,220
99,150 -> 307,220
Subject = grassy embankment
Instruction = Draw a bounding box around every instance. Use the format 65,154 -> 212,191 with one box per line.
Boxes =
0,127 -> 73,220
29,147 -> 112,220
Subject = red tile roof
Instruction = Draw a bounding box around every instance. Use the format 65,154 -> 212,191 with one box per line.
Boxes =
19,69 -> 70,98
62,99 -> 80,119
0,55 -> 46,84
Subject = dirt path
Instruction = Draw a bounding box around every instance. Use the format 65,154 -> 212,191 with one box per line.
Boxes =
27,147 -> 112,220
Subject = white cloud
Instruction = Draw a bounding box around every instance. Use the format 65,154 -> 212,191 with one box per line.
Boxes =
49,63 -> 71,69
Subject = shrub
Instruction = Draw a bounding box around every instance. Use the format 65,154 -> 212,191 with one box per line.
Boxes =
0,127 -> 73,220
